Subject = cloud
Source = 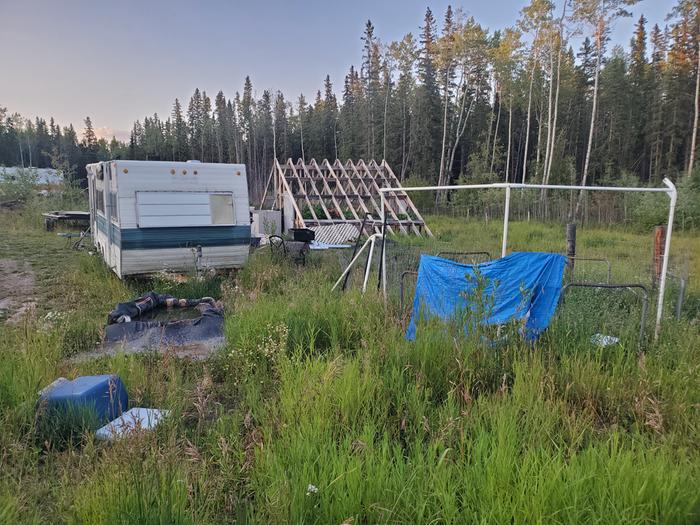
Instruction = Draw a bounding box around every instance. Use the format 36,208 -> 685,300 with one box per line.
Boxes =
79,126 -> 131,143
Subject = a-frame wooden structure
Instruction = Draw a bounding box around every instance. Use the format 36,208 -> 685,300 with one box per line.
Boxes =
260,159 -> 432,237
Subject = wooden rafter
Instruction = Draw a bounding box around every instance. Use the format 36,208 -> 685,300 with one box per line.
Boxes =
273,159 -> 307,228
356,159 -> 409,235
343,160 -> 396,234
311,159 -> 348,221
345,160 -> 385,219
382,161 -> 433,236
268,158 -> 431,237
288,159 -> 319,223
322,159 -> 360,222
369,159 -> 422,236
330,159 -> 380,234
298,159 -> 335,221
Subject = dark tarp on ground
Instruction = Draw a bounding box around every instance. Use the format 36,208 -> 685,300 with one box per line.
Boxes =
406,252 -> 566,341
107,291 -> 216,324
103,292 -> 224,355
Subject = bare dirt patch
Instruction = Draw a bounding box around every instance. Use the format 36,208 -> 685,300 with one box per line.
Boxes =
0,258 -> 38,323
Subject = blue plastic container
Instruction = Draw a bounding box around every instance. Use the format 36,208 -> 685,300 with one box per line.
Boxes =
40,375 -> 128,427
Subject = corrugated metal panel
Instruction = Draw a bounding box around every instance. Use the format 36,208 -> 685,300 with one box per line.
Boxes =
310,224 -> 359,244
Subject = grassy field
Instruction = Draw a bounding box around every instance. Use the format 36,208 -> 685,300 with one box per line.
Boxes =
0,200 -> 699,524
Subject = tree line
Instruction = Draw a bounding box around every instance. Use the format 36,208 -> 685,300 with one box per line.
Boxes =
1,0 -> 698,213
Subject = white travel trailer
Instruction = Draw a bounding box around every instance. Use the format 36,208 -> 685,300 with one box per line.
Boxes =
86,160 -> 250,278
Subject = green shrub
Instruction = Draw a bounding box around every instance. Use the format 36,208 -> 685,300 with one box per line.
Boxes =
632,170 -> 700,230
0,167 -> 38,204
301,203 -> 326,220
403,175 -> 435,212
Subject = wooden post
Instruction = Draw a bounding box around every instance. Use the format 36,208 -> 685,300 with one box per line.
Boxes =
652,225 -> 666,288
566,223 -> 576,274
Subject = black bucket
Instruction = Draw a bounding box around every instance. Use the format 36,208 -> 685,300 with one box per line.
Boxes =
289,228 -> 315,242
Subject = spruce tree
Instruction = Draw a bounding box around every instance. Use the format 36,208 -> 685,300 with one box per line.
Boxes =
228,99 -> 241,162
241,77 -> 254,169
297,93 -> 308,161
256,90 -> 274,193
629,15 -> 650,180
413,7 -> 441,182
82,116 -> 98,166
201,91 -> 214,161
82,116 -> 97,150
361,20 -> 381,158
214,91 -> 229,163
273,91 -> 289,162
171,98 -> 189,161
322,75 -> 339,159
187,89 -> 203,160
339,65 -> 364,159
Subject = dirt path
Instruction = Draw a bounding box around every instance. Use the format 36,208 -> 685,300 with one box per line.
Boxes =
0,258 -> 38,323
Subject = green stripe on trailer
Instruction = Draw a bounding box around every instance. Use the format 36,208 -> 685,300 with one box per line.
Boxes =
96,215 -> 251,249
96,215 -> 122,244
96,214 -> 108,234
119,225 -> 250,249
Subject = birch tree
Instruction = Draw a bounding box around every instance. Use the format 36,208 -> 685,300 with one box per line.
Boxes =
435,13 -> 489,202
541,1 -> 569,214
572,0 -> 637,221
388,34 -> 418,180
688,40 -> 699,176
543,1 -> 568,187
517,0 -> 554,184
491,28 -> 523,181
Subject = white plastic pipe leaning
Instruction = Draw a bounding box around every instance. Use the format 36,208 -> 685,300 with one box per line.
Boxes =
502,185 -> 511,258
331,233 -> 382,292
655,178 -> 677,341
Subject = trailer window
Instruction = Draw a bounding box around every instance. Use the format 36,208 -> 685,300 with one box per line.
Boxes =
109,191 -> 118,221
210,194 -> 234,224
96,189 -> 105,214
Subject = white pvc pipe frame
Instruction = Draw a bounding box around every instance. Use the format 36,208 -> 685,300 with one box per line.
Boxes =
331,233 -> 383,294
378,179 -> 677,341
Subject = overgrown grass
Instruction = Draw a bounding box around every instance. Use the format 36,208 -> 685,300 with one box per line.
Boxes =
0,203 -> 699,523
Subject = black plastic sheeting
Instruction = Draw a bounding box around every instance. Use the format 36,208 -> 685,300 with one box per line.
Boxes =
98,292 -> 225,359
107,291 -> 217,324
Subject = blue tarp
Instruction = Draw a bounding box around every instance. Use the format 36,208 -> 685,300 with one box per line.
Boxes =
406,252 -> 566,341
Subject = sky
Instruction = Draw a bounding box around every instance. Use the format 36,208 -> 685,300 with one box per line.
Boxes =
0,0 -> 676,142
